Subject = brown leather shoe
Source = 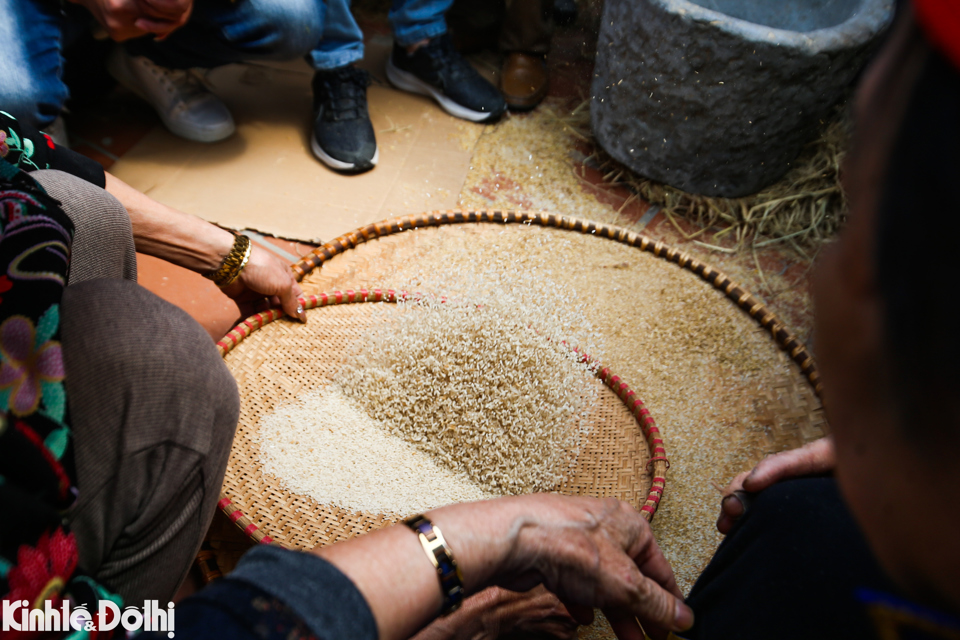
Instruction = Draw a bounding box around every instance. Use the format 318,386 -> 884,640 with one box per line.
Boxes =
500,52 -> 548,111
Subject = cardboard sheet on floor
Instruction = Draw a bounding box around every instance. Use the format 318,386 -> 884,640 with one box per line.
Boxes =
109,45 -> 484,243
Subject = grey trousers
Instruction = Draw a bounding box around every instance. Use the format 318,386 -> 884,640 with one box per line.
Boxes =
31,170 -> 240,604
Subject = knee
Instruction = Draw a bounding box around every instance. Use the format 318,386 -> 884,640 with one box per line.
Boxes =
232,0 -> 323,59
61,280 -> 239,449
31,170 -> 124,225
31,170 -> 136,284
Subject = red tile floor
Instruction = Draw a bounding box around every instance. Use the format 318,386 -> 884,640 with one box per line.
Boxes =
66,91 -> 318,340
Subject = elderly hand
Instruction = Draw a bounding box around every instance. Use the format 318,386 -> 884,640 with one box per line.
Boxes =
102,172 -> 306,324
412,586 -> 578,640
221,245 -> 306,323
490,586 -> 579,639
429,494 -> 692,640
69,0 -> 192,40
317,493 -> 692,640
716,437 -> 836,534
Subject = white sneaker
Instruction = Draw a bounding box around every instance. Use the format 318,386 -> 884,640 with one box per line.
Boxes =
107,47 -> 235,143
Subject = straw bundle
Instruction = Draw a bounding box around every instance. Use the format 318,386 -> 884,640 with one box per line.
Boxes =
550,102 -> 852,257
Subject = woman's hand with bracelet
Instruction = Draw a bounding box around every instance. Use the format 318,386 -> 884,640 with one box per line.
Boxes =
430,495 -> 691,639
316,494 -> 693,640
220,243 -> 306,323
103,172 -> 306,323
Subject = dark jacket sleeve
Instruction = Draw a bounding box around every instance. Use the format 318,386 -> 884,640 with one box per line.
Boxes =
138,546 -> 379,640
1,112 -> 106,188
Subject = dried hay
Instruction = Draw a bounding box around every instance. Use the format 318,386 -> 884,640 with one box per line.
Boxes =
549,101 -> 852,259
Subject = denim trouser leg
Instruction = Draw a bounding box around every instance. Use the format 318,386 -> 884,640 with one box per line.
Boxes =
0,0 -> 69,128
125,0 -> 324,70
306,0 -> 365,71
389,0 -> 454,46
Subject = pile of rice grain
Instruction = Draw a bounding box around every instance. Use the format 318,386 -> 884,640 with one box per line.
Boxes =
300,223 -> 824,594
259,385 -> 496,515
335,289 -> 601,495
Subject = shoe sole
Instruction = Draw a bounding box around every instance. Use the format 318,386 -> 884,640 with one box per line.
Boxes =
107,49 -> 235,143
311,136 -> 379,173
385,58 -> 501,123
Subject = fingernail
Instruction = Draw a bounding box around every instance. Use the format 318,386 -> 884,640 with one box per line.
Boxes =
721,494 -> 740,511
297,308 -> 307,324
675,602 -> 694,631
733,490 -> 754,512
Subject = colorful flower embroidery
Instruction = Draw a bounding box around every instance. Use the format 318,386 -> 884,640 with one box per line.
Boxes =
0,139 -> 112,637
0,189 -> 45,224
0,314 -> 65,416
0,117 -> 40,171
6,527 -> 78,612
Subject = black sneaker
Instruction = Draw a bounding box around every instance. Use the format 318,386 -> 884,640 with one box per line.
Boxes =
386,34 -> 506,123
311,66 -> 378,173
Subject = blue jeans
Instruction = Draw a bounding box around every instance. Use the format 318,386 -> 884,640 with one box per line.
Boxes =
131,0 -> 454,70
0,0 -> 81,128
0,0 -> 452,127
310,0 -> 455,69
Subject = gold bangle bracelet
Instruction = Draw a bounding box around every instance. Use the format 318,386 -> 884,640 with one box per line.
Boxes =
220,238 -> 252,287
207,233 -> 252,287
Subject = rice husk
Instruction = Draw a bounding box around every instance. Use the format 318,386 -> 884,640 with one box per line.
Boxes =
301,221 -> 825,594
328,228 -> 606,495
334,291 -> 601,494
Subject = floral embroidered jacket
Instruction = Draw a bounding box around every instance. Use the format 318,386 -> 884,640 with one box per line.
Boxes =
0,157 -> 121,639
0,113 -> 105,189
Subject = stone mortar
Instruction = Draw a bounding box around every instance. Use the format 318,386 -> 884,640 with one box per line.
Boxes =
590,0 -> 894,197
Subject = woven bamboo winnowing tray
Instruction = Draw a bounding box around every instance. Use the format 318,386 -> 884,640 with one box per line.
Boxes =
217,210 -> 822,550
218,290 -> 665,547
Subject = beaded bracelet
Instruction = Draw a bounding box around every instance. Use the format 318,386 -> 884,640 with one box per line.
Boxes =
207,233 -> 252,288
403,514 -> 464,615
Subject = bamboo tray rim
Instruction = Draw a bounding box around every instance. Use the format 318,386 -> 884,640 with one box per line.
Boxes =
217,209 -> 820,547
218,288 -> 668,545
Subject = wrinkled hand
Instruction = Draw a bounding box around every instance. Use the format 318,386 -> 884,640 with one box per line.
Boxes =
496,586 -> 579,639
435,494 -> 693,640
503,496 -> 689,639
412,586 -> 577,640
220,245 -> 306,323
69,0 -> 192,40
717,437 -> 836,534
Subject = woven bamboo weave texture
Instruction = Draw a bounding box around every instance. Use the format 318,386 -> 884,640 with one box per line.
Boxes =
219,210 -> 824,550
292,210 -> 821,396
220,296 -> 661,548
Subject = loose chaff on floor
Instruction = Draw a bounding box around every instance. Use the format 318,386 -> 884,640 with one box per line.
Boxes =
548,102 -> 852,259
